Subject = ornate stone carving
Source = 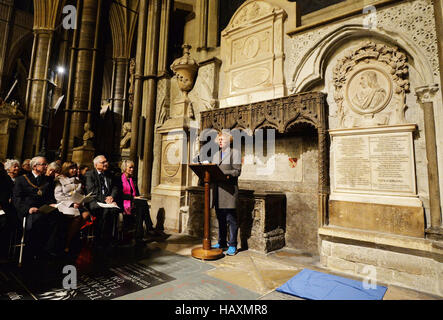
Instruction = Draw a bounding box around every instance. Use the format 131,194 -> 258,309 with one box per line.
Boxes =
228,1 -> 275,30
202,92 -> 324,134
288,0 -> 440,91
0,101 -> 24,119
188,58 -> 221,126
333,41 -> 409,128
415,84 -> 439,104
156,98 -> 170,127
376,0 -> 439,78
170,44 -> 199,99
82,122 -> 94,147
120,122 -> 131,150
128,58 -> 135,111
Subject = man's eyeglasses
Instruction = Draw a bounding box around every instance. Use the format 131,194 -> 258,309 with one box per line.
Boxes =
37,163 -> 48,166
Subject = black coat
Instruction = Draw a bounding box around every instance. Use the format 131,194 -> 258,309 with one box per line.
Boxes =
0,173 -> 13,209
12,172 -> 56,221
84,169 -> 119,211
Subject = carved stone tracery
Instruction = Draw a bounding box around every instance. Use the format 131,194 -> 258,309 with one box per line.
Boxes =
202,92 -> 322,133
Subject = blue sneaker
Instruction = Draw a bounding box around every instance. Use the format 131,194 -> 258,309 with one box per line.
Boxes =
226,246 -> 237,256
212,243 -> 227,250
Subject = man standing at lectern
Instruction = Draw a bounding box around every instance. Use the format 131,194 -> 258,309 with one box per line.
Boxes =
210,131 -> 242,256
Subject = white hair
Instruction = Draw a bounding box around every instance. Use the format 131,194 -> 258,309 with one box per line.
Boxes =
93,155 -> 106,166
47,161 -> 61,172
121,160 -> 134,172
4,159 -> 19,171
30,156 -> 45,169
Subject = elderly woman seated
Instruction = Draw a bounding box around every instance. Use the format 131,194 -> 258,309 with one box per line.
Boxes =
46,161 -> 61,179
119,160 -> 158,245
54,161 -> 91,253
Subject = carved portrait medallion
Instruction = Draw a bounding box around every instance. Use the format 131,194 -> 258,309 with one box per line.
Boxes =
345,67 -> 392,115
162,141 -> 181,178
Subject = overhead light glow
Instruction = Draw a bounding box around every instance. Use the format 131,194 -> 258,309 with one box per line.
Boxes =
57,66 -> 65,74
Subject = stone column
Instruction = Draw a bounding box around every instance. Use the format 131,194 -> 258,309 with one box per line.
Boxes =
129,0 -> 148,163
196,0 -> 208,51
67,0 -> 102,156
152,0 -> 173,190
157,0 -> 172,77
140,0 -> 162,196
0,0 -> 14,93
23,29 -> 54,157
22,0 -> 64,158
110,57 -> 129,160
61,0 -> 82,161
52,29 -> 70,107
207,0 -> 219,49
416,85 -> 442,238
196,0 -> 219,52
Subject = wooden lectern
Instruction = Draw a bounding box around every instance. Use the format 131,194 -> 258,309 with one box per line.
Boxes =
189,163 -> 227,260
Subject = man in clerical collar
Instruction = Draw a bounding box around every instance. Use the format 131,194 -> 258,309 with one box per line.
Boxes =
13,156 -> 63,260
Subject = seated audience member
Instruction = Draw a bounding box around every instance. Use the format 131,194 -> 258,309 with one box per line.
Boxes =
46,161 -> 61,179
5,159 -> 20,183
12,157 -> 64,259
78,165 -> 89,180
119,160 -> 158,245
84,155 -> 119,249
0,163 -> 11,258
54,162 -> 91,253
19,159 -> 31,176
78,165 -> 89,194
0,160 -> 20,258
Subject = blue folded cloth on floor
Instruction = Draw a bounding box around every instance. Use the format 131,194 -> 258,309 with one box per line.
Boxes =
276,269 -> 387,300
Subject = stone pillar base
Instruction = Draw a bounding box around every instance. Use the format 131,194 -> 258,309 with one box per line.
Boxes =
151,185 -> 187,233
72,145 -> 95,167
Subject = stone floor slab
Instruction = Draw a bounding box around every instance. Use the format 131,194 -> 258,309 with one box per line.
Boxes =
118,272 -> 261,300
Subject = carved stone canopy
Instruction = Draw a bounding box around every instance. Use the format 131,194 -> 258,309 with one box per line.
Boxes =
333,41 -> 409,128
202,92 -> 325,134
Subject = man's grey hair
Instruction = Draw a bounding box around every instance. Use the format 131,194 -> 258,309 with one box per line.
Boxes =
121,160 -> 134,172
93,155 -> 106,166
4,159 -> 20,171
30,156 -> 45,169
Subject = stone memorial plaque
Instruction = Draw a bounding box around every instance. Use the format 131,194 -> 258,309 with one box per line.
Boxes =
333,130 -> 415,195
369,135 -> 413,192
334,136 -> 371,190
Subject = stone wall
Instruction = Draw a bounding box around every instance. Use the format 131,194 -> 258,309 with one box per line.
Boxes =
239,130 -> 319,254
320,232 -> 443,296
